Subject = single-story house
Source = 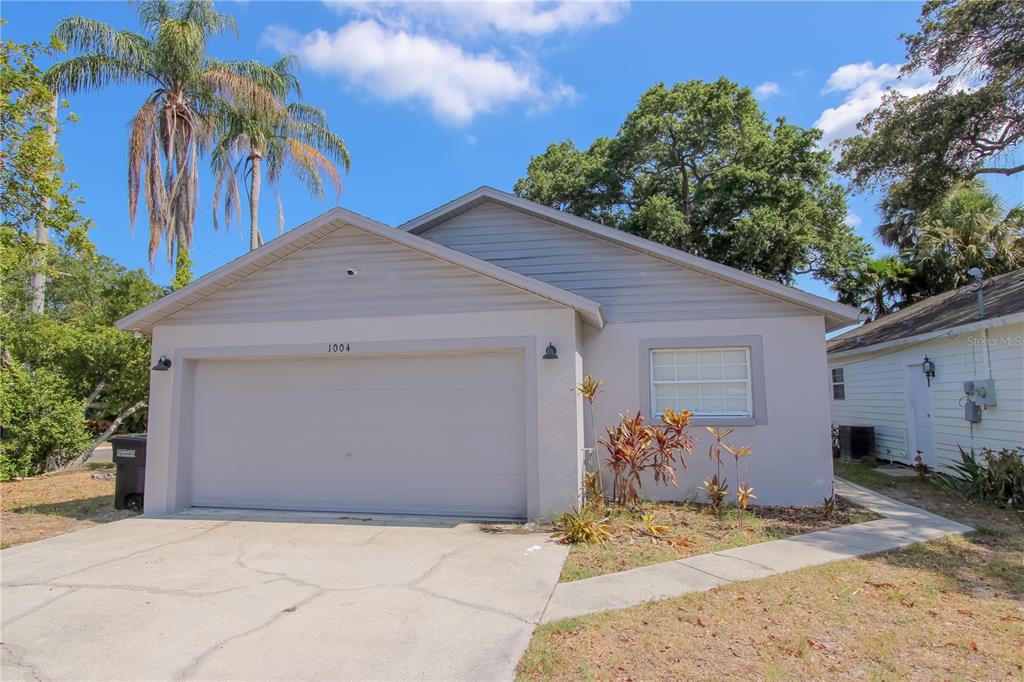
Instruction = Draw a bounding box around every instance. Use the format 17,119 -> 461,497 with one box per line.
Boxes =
118,186 -> 859,520
828,268 -> 1024,470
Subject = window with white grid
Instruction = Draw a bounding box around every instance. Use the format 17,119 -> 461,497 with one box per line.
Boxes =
650,348 -> 753,418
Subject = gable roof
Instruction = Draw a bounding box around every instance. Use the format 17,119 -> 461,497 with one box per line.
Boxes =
401,186 -> 860,331
117,207 -> 604,334
827,267 -> 1024,355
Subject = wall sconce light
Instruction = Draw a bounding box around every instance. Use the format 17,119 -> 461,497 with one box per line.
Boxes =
542,343 -> 558,360
152,355 -> 172,371
921,355 -> 935,386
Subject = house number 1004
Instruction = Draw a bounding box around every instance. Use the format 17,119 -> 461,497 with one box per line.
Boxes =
327,343 -> 350,353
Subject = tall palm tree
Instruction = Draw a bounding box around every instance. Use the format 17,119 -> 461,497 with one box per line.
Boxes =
45,0 -> 289,286
211,58 -> 350,250
915,182 -> 1024,289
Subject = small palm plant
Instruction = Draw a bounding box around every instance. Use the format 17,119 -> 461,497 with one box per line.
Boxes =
211,57 -> 350,250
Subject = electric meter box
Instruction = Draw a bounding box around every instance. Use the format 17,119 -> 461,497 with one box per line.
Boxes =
963,379 -> 997,407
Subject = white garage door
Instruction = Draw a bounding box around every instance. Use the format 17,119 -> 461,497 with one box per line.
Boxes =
189,350 -> 527,518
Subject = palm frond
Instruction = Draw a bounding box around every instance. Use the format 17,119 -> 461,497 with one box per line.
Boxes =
44,54 -> 152,95
202,67 -> 285,119
128,99 -> 159,228
286,138 -> 328,199
288,119 -> 350,173
52,16 -> 153,65
287,102 -> 329,128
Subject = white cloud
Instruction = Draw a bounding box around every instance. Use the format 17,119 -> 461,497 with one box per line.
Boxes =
814,61 -> 936,144
846,211 -> 862,228
264,22 -> 567,125
324,1 -> 629,37
753,81 -> 780,100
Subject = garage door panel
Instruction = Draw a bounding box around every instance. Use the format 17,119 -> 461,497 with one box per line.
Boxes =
189,350 -> 528,518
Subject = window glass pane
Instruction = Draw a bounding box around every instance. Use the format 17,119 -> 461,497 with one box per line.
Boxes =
723,364 -> 748,380
675,350 -> 699,365
676,363 -> 700,380
832,368 -> 844,382
724,383 -> 747,398
652,351 -> 674,367
722,349 -> 747,364
699,354 -> 724,380
652,365 -> 676,381
832,384 -> 845,400
724,395 -> 749,412
654,384 -> 676,400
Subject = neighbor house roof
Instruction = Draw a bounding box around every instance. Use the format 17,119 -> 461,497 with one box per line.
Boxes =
401,186 -> 860,331
827,268 -> 1024,355
117,206 -> 605,334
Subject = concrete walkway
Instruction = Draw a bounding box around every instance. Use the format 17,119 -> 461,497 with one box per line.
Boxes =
541,478 -> 973,623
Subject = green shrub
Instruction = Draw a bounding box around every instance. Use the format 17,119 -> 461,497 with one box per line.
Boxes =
935,446 -> 1024,510
1,362 -> 92,479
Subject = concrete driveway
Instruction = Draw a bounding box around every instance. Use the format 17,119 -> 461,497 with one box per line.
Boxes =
1,511 -> 568,681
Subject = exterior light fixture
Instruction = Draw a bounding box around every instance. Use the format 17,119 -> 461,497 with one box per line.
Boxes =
542,343 -> 558,360
152,355 -> 172,371
921,355 -> 935,386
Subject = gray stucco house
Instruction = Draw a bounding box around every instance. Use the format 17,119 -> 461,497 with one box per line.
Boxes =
119,187 -> 858,519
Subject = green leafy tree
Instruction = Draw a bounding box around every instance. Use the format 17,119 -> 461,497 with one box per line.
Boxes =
45,0 -> 290,287
2,249 -> 164,470
838,0 -> 1023,236
515,79 -> 869,287
1,361 -> 92,478
1,32 -> 91,314
212,57 -> 350,250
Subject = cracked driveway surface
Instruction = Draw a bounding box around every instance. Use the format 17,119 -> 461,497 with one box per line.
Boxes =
1,511 -> 568,681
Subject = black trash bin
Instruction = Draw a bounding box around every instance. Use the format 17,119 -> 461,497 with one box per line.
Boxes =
111,434 -> 147,511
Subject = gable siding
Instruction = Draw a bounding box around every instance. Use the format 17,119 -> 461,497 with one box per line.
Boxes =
829,321 -> 1024,467
420,203 -> 812,322
164,222 -> 557,325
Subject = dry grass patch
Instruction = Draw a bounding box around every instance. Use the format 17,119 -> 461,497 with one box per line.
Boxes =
1,469 -> 136,549
559,498 -> 875,582
517,465 -> 1024,680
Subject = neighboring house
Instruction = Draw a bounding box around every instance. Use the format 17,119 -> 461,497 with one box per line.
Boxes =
118,186 -> 858,519
828,269 -> 1024,470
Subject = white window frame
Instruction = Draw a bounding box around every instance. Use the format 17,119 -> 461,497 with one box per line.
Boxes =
831,367 -> 846,400
649,347 -> 754,419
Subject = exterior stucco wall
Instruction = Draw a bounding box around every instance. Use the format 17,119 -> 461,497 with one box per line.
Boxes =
582,315 -> 833,506
144,307 -> 582,521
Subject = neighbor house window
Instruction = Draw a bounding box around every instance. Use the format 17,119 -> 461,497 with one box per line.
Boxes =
831,367 -> 846,400
650,348 -> 752,418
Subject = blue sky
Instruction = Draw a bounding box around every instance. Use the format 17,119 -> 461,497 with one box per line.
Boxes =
6,1 -> 1022,299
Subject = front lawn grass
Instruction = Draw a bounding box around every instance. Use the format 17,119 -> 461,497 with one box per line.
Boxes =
517,462 -> 1024,680
1,469 -> 137,549
559,497 -> 875,582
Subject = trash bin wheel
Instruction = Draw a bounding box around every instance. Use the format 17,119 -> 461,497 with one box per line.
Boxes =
126,494 -> 144,512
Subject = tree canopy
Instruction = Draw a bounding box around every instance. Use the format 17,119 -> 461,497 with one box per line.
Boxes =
515,79 -> 870,289
837,0 -> 1023,235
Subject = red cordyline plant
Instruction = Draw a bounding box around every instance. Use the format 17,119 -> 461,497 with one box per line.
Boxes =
601,408 -> 695,508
